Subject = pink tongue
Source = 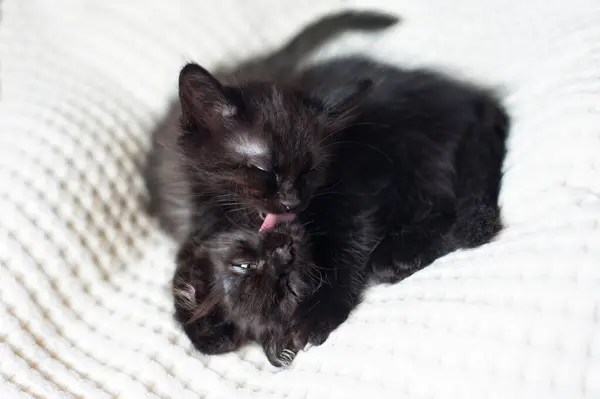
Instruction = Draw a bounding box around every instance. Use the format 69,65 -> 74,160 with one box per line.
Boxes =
259,213 -> 296,232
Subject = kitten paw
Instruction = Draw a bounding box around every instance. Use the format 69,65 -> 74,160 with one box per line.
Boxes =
263,336 -> 300,368
295,305 -> 347,348
308,330 -> 331,347
371,258 -> 422,284
368,237 -> 423,284
276,349 -> 298,368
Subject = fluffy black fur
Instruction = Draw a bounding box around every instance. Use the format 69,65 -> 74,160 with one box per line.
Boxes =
172,57 -> 508,356
173,221 -> 318,367
148,9 -> 402,367
145,10 -> 400,243
146,11 -> 509,367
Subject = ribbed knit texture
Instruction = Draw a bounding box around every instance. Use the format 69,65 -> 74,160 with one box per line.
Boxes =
1,0 -> 599,398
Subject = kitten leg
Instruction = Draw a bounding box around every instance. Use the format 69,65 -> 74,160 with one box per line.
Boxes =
298,289 -> 362,347
267,269 -> 362,351
371,201 -> 501,284
368,201 -> 456,284
293,226 -> 371,347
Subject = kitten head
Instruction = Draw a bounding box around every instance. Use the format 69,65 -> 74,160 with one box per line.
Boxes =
174,221 -> 318,367
202,221 -> 317,333
177,63 -> 371,216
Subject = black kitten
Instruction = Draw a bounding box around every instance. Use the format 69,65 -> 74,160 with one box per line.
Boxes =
147,12 -> 509,362
172,221 -> 318,367
145,10 -> 400,242
169,56 -> 509,354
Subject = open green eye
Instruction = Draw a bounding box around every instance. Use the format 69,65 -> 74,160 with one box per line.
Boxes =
232,262 -> 254,271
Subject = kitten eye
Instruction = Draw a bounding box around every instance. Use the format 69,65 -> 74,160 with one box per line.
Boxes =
248,164 -> 270,173
231,262 -> 255,271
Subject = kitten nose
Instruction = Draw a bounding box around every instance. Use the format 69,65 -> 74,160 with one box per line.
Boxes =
274,243 -> 294,266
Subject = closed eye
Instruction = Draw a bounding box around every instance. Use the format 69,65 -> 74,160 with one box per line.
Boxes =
247,164 -> 271,173
244,164 -> 276,186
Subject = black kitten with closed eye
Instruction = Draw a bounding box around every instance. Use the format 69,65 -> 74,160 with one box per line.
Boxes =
145,10 -> 400,242
173,220 -> 318,367
167,57 -> 509,358
147,9 -> 401,364
146,11 -> 509,365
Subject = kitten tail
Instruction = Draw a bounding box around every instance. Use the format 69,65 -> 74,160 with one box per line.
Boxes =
226,10 -> 400,81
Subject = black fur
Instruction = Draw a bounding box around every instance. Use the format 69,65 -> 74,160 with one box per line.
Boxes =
146,12 -> 509,367
145,10 -> 399,242
173,221 -> 318,367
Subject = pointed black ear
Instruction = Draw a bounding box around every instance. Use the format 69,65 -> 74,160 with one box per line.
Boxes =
178,63 -> 238,128
322,78 -> 372,112
319,78 -> 373,131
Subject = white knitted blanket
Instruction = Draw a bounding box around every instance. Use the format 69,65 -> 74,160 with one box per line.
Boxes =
1,0 -> 600,398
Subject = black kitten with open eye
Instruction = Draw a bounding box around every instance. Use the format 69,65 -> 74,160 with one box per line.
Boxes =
173,220 -> 318,367
169,56 -> 509,353
150,9 -> 401,366
149,10 -> 509,363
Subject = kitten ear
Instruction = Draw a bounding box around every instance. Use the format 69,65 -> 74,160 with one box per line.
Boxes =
319,78 -> 373,130
326,78 -> 373,111
178,63 -> 238,128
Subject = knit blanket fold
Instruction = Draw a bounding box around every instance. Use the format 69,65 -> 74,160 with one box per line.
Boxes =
1,0 -> 599,398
